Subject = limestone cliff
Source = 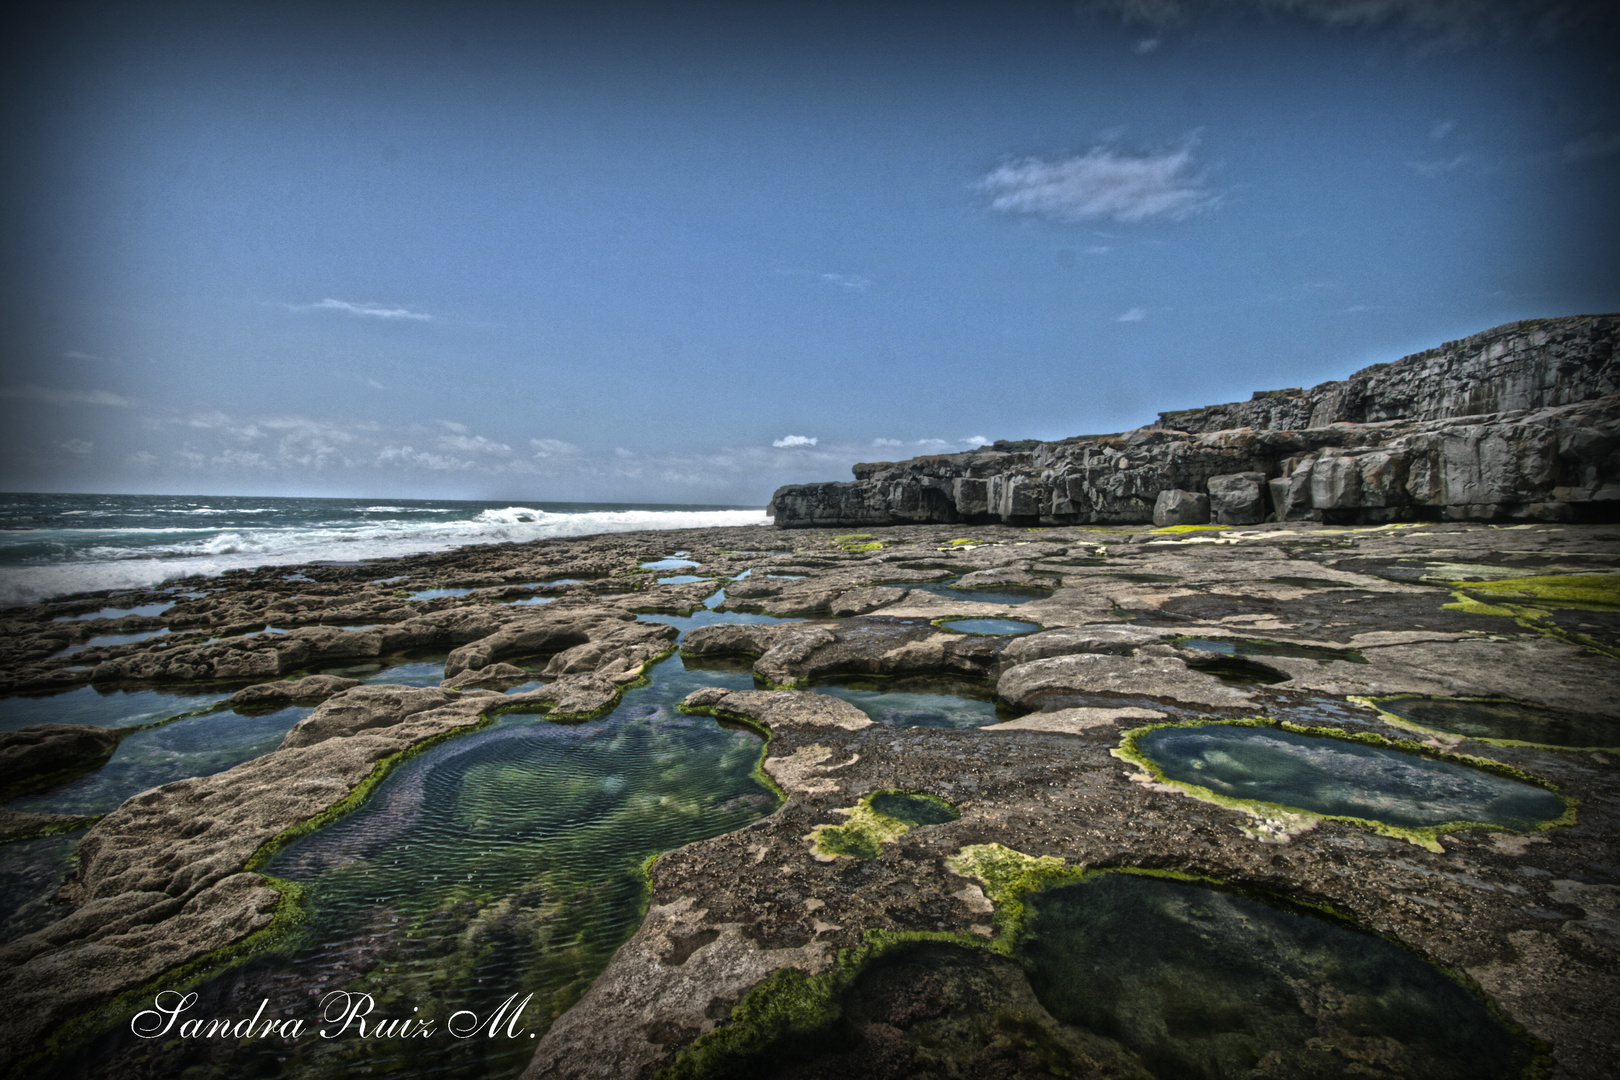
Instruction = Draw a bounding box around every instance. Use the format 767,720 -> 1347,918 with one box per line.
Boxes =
769,314 -> 1619,527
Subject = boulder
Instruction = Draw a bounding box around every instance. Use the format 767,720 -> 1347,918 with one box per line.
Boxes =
1206,471 -> 1268,525
1153,489 -> 1210,527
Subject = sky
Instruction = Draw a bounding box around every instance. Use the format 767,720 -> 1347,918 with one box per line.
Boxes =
1,0 -> 1616,505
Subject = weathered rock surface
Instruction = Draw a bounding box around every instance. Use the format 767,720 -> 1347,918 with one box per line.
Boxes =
226,673 -> 361,707
2,514 -> 1616,1079
771,315 -> 1620,527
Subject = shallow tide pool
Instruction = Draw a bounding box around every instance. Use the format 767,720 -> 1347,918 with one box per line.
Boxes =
1016,873 -> 1535,1080
47,652 -> 778,1080
1136,724 -> 1566,832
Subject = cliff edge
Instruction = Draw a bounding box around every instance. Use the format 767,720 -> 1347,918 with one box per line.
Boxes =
770,314 -> 1620,528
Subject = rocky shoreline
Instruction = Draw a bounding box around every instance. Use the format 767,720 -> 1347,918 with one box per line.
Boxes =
769,315 -> 1619,529
0,514 -> 1615,1078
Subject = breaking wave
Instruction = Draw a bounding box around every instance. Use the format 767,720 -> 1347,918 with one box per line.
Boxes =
0,498 -> 768,606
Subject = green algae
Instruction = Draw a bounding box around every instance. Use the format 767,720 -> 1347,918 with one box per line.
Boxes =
1359,694 -> 1620,751
808,789 -> 958,860
1114,718 -> 1575,852
43,652 -> 780,1080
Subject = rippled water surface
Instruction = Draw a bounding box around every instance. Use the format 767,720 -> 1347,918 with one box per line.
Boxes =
51,651 -> 776,1080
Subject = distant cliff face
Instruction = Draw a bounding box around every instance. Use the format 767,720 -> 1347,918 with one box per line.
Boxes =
770,315 -> 1620,528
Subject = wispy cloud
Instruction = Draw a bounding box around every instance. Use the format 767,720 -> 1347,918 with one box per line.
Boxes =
981,139 -> 1217,224
59,439 -> 94,456
0,384 -> 132,407
1075,0 -> 1609,47
1117,307 -> 1147,322
531,438 -> 578,458
962,436 -> 992,448
778,269 -> 874,291
1406,154 -> 1470,177
1429,119 -> 1455,140
64,350 -> 109,362
1564,131 -> 1620,162
773,435 -> 818,448
291,298 -> 432,321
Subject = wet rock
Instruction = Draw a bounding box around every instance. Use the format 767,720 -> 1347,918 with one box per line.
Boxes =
996,625 -> 1167,670
226,674 -> 361,707
986,706 -> 1166,734
681,688 -> 873,731
440,662 -> 532,689
829,586 -> 909,617
997,653 -> 1255,711
0,725 -> 121,799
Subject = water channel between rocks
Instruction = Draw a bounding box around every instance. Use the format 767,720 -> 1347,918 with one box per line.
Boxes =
42,646 -> 781,1080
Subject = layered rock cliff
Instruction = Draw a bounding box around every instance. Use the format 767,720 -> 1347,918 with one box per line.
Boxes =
770,314 -> 1620,527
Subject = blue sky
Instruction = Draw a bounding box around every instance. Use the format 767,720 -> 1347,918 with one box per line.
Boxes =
2,0 -> 1616,504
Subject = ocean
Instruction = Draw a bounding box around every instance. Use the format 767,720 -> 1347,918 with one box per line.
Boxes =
0,493 -> 769,607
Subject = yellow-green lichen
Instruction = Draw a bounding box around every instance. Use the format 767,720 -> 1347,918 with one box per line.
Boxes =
1111,717 -> 1576,853
1442,580 -> 1620,659
1149,524 -> 1231,535
807,789 -> 956,860
1447,572 -> 1620,609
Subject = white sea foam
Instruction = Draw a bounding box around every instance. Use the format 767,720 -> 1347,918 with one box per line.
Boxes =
0,507 -> 770,606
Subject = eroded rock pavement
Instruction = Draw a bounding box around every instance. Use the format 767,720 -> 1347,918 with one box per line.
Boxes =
2,519 -> 1618,1080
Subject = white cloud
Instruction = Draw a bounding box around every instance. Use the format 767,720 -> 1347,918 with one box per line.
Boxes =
1117,307 -> 1147,322
819,273 -> 873,291
59,439 -> 94,456
437,420 -> 469,434
377,445 -> 471,471
1406,154 -> 1470,177
1134,36 -> 1161,52
1564,131 -> 1620,162
962,436 -> 992,447
126,450 -> 157,470
531,438 -> 579,458
64,350 -> 108,362
365,378 -> 386,390
0,384 -> 132,407
292,298 -> 432,321
773,435 -> 818,448
872,438 -> 905,447
437,433 -> 512,457
980,140 -> 1217,223
1430,119 -> 1455,139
